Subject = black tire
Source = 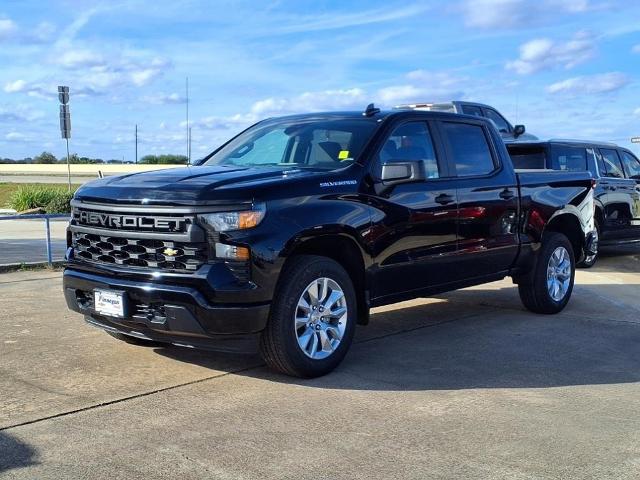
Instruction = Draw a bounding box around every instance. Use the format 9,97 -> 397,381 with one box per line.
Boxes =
259,255 -> 357,378
577,220 -> 599,269
106,331 -> 161,347
518,232 -> 575,314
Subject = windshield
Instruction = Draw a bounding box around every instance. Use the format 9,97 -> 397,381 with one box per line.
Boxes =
202,117 -> 379,170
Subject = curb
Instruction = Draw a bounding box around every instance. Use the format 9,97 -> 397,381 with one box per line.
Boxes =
0,261 -> 65,274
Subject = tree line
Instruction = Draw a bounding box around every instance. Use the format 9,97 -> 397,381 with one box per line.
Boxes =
1,152 -> 189,165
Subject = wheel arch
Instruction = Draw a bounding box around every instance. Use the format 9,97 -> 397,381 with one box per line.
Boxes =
281,231 -> 370,325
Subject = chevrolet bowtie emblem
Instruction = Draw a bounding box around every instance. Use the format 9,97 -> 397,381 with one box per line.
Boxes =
163,248 -> 179,257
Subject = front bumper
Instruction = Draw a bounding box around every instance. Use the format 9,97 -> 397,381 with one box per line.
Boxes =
63,268 -> 270,350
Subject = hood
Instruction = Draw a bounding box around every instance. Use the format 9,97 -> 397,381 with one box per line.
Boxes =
73,165 -> 328,205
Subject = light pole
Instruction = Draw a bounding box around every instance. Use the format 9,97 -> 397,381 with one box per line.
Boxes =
58,86 -> 72,192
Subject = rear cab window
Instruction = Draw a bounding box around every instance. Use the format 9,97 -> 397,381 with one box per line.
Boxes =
440,121 -> 497,177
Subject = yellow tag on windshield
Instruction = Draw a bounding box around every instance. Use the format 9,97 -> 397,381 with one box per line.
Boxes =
338,150 -> 350,160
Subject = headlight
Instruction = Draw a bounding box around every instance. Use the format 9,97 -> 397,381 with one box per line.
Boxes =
197,203 -> 266,232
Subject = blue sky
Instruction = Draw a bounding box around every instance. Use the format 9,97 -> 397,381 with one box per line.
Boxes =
1,0 -> 640,160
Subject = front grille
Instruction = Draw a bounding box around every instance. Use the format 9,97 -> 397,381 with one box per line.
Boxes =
72,232 -> 207,272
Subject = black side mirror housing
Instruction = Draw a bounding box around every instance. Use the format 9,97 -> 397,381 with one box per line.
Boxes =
513,124 -> 526,138
379,160 -> 426,186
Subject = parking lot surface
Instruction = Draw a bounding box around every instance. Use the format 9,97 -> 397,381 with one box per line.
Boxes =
1,247 -> 639,479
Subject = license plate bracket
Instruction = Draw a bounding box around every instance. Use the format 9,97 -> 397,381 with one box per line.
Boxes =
94,289 -> 127,318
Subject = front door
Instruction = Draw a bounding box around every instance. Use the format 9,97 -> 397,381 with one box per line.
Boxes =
367,120 -> 459,300
597,148 -> 638,240
618,149 -> 640,239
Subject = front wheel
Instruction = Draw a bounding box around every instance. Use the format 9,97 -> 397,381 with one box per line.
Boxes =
518,232 -> 575,314
259,255 -> 357,378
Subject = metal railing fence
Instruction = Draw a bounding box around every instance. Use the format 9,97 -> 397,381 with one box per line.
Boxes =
0,214 -> 70,266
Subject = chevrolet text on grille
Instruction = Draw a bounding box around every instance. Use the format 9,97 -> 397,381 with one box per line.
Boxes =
74,210 -> 186,231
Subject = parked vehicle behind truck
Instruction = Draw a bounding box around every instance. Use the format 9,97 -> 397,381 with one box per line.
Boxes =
394,100 -> 538,142
506,139 -> 640,267
63,106 -> 595,377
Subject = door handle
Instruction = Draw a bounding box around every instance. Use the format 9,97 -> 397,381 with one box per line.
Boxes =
435,193 -> 455,205
499,188 -> 515,200
608,185 -> 617,191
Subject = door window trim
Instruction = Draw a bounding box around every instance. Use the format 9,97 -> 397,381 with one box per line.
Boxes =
481,107 -> 513,133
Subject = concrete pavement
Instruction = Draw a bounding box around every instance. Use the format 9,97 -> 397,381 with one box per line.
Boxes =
1,247 -> 639,479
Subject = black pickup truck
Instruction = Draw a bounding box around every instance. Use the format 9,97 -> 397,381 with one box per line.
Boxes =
63,106 -> 596,377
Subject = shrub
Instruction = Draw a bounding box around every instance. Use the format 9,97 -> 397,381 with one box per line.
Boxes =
8,185 -> 76,213
44,191 -> 75,213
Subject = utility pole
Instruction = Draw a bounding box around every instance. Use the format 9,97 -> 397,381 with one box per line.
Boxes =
58,86 -> 72,192
135,124 -> 138,164
186,76 -> 190,165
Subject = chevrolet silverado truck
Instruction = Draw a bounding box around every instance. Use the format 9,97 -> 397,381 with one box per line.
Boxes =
63,105 -> 596,377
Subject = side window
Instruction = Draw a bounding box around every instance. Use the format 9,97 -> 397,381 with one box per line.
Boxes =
483,109 -> 511,133
550,145 -> 587,171
461,105 -> 483,117
379,122 -> 439,178
599,149 -> 625,178
441,122 -> 496,177
620,151 -> 640,179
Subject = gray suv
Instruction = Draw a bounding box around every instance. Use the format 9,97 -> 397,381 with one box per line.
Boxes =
394,101 -> 538,142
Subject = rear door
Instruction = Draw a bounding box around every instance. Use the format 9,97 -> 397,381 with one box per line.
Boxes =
596,148 -> 637,239
437,118 -> 520,278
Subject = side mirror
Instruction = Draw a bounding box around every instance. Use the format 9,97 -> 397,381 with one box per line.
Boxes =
513,125 -> 526,138
380,160 -> 425,186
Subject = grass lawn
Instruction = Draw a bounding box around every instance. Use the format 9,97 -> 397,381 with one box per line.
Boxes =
0,183 -> 81,209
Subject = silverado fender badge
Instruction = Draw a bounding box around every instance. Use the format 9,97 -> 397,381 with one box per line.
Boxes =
319,180 -> 358,188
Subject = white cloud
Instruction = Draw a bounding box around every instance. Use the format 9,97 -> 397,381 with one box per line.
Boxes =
462,0 -> 602,29
141,93 -> 186,105
4,80 -> 26,93
56,49 -> 105,69
250,88 -> 367,117
546,72 -> 629,95
632,44 -> 640,54
633,108 -> 640,117
506,31 -> 595,75
376,70 -> 467,105
0,105 -> 45,123
5,132 -> 26,141
0,18 -> 18,40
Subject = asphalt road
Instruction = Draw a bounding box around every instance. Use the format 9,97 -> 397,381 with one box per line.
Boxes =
0,219 -> 68,266
0,175 -> 100,184
1,247 -> 639,479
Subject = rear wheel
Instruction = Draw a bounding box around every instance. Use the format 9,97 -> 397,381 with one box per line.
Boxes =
259,255 -> 356,378
518,232 -> 575,314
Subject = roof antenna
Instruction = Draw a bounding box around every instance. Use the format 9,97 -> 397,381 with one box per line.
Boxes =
363,103 -> 380,117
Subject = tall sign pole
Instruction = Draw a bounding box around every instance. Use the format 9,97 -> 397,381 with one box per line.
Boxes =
135,124 -> 138,164
58,86 -> 71,192
186,76 -> 190,165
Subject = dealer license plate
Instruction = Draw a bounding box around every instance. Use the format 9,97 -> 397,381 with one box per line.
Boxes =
94,289 -> 125,318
